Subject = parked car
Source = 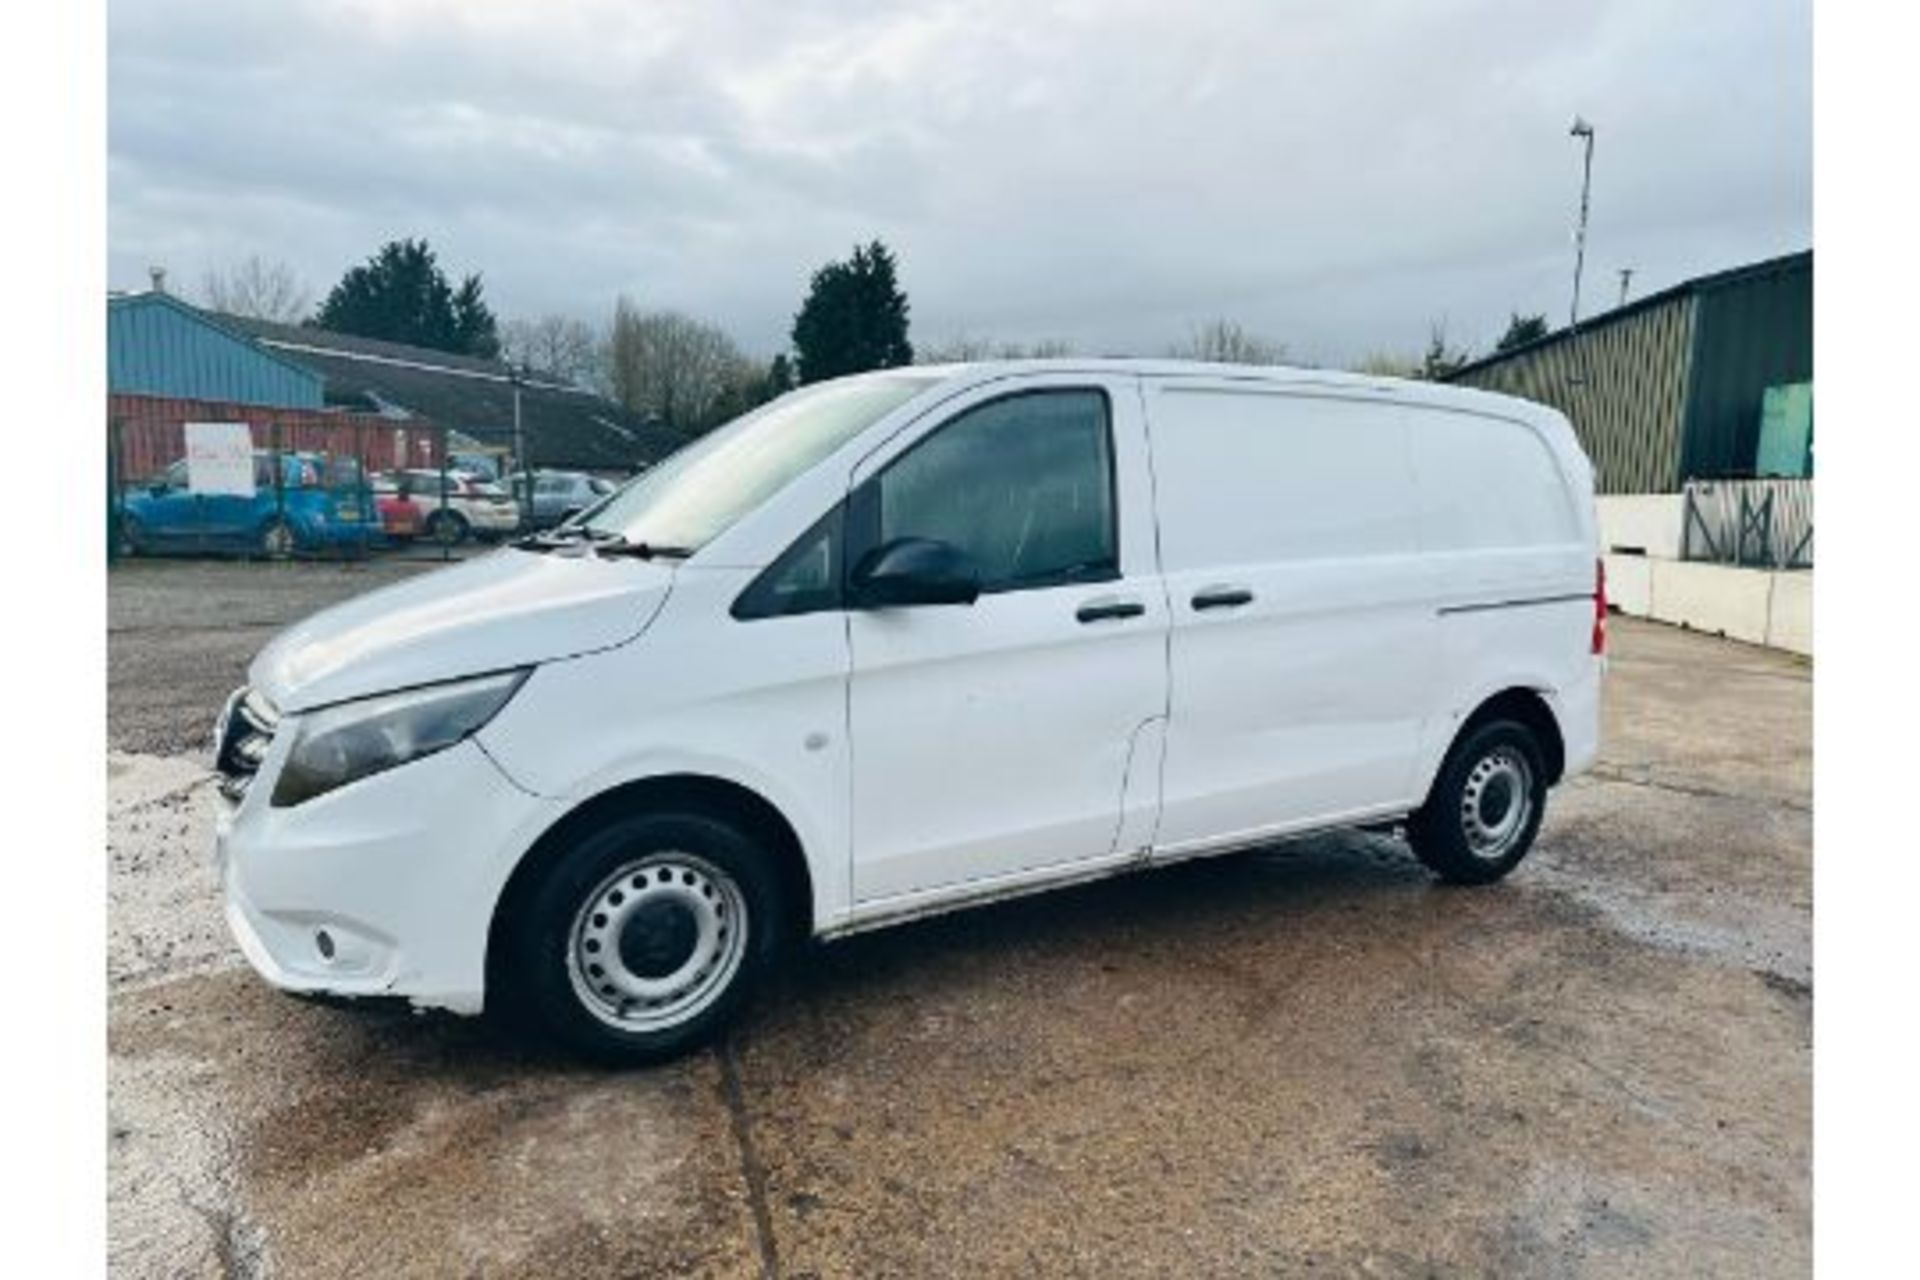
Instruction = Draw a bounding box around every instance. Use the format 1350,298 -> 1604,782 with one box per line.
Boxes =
213,361 -> 1603,1063
399,469 -> 521,543
368,475 -> 424,542
120,451 -> 373,558
514,469 -> 620,530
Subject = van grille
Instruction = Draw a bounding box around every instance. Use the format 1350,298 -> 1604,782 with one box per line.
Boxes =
214,687 -> 279,801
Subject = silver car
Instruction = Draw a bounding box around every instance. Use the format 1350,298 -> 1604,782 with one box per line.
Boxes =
525,470 -> 619,530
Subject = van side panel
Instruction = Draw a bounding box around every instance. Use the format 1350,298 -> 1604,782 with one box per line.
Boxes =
1144,384 -> 1438,853
1407,406 -> 1600,797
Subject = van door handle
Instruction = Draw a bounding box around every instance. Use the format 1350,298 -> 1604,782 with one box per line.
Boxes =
1076,597 -> 1146,624
1191,586 -> 1254,611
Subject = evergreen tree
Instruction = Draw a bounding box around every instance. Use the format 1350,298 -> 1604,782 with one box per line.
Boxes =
1495,312 -> 1550,352
315,239 -> 498,357
766,353 -> 794,396
790,240 -> 913,383
451,274 -> 501,359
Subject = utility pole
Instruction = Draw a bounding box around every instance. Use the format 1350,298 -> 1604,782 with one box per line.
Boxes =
1618,267 -> 1634,307
510,362 -> 528,532
1568,117 -> 1596,329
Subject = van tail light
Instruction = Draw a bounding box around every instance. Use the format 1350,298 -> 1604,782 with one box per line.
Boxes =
1591,557 -> 1608,656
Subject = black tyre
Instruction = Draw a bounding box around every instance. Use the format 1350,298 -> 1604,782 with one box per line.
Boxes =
118,514 -> 147,557
500,811 -> 785,1064
258,517 -> 294,560
1408,718 -> 1548,885
427,510 -> 470,545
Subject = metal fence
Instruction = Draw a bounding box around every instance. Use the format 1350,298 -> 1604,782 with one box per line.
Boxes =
107,400 -> 509,564
1680,478 -> 1813,569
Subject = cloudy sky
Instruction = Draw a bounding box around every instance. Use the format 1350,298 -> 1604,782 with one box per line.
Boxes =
109,0 -> 1810,365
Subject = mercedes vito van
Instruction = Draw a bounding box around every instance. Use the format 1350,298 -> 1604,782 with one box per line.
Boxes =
213,361 -> 1604,1062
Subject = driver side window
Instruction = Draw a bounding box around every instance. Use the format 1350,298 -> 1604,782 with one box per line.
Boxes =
874,389 -> 1116,593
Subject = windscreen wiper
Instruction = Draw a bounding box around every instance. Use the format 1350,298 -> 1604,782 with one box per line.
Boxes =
509,527 -> 689,559
509,527 -> 592,552
592,536 -> 693,560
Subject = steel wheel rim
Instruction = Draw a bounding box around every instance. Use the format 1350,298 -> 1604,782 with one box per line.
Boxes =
263,522 -> 292,557
1460,748 -> 1534,860
567,851 -> 748,1032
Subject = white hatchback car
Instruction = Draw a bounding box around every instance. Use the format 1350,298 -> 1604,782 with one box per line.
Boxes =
399,469 -> 521,543
214,361 -> 1604,1062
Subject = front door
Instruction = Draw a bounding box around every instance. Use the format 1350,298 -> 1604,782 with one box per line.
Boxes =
847,379 -> 1169,908
140,461 -> 202,548
199,453 -> 273,546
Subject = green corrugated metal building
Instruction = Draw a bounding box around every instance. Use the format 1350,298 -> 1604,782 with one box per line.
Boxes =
1447,250 -> 1811,494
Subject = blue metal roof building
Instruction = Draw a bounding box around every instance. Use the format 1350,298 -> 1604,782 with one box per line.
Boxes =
108,291 -> 323,409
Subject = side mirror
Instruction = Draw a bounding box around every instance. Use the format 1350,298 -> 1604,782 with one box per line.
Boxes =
148,481 -> 169,497
851,537 -> 981,608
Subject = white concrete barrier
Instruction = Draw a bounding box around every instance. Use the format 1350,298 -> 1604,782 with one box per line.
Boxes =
1597,494 -> 1686,559
1766,571 -> 1812,656
1604,557 -> 1812,655
1595,490 -> 1810,654
1650,561 -> 1773,645
1603,553 -> 1653,616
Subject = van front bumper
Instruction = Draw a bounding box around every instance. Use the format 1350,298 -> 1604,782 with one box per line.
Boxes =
214,736 -> 561,1015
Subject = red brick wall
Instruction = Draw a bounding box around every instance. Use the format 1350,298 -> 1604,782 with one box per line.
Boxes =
108,394 -> 442,480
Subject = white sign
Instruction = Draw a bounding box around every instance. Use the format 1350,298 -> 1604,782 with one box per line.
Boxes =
184,422 -> 256,496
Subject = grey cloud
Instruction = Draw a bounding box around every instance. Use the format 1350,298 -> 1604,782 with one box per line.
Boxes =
110,0 -> 1809,363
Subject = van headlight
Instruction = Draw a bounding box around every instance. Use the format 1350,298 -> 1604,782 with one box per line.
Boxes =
271,670 -> 529,808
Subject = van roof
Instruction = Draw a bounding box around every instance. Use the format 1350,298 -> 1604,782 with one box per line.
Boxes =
873,358 -> 1563,427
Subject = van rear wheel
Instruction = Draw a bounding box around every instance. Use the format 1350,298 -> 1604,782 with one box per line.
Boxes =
1409,718 -> 1548,885
500,811 -> 785,1064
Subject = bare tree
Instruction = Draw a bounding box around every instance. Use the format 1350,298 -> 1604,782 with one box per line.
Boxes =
200,255 -> 312,323
605,299 -> 756,433
1167,318 -> 1287,365
916,334 -> 996,364
501,314 -> 602,386
916,335 -> 1078,363
1350,351 -> 1423,379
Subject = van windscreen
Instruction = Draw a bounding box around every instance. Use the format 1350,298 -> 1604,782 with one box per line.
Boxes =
581,374 -> 937,552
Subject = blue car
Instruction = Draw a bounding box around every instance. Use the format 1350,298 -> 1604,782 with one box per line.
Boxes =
119,451 -> 375,558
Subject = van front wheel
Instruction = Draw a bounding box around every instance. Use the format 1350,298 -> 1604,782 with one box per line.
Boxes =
1409,719 -> 1548,885
501,811 -> 785,1064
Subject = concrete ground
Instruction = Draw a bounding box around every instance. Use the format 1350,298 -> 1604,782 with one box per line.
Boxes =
108,559 -> 1811,1278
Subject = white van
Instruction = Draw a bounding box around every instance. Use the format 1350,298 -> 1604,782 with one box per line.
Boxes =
213,361 -> 1604,1062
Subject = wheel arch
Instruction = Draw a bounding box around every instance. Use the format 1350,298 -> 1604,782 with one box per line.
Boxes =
484,771 -> 815,1007
256,511 -> 299,555
1423,686 -> 1568,801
